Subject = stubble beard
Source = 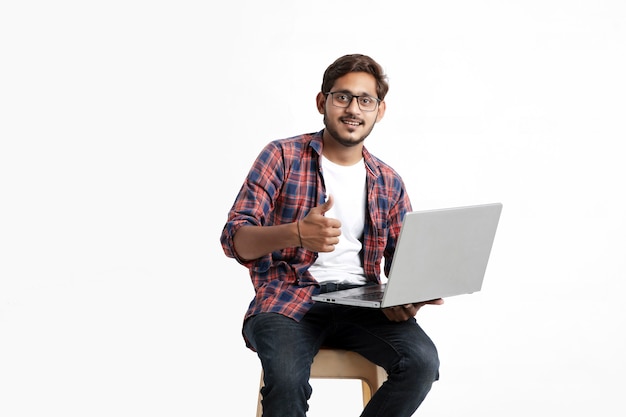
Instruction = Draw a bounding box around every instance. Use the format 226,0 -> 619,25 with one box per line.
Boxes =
323,113 -> 375,148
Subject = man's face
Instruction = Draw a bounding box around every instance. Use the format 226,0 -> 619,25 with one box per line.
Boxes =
317,71 -> 386,148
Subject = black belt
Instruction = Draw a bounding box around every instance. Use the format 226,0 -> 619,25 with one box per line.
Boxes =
319,282 -> 366,294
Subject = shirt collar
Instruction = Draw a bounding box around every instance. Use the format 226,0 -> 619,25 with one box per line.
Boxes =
310,129 -> 381,178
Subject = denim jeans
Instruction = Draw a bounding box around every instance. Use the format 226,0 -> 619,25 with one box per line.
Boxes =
243,285 -> 440,417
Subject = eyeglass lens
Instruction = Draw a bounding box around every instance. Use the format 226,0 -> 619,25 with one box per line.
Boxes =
329,92 -> 379,111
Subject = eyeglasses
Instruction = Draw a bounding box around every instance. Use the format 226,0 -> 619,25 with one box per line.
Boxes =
325,91 -> 381,112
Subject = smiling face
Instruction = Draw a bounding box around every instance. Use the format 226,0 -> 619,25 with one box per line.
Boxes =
317,71 -> 386,152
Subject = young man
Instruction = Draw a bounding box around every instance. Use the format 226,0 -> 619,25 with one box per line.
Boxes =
220,54 -> 443,416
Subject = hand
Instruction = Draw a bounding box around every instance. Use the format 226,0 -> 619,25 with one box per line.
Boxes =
382,298 -> 444,322
299,195 -> 342,252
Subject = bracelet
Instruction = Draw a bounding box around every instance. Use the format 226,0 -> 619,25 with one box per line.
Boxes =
297,220 -> 303,248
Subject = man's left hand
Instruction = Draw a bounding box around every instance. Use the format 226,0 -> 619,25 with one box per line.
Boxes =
382,298 -> 444,322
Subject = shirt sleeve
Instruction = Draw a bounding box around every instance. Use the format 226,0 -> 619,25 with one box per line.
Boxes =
220,141 -> 285,267
382,174 -> 412,277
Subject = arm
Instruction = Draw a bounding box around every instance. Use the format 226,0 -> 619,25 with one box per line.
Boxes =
233,223 -> 300,261
371,163 -> 443,320
234,196 -> 342,261
379,198 -> 443,321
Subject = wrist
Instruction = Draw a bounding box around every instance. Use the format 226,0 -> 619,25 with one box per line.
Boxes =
296,220 -> 303,248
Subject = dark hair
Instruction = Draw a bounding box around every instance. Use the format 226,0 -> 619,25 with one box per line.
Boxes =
321,54 -> 389,100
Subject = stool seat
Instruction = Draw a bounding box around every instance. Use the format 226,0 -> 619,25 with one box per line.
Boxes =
256,348 -> 387,417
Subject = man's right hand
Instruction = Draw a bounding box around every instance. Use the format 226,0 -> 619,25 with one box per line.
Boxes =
299,195 -> 342,252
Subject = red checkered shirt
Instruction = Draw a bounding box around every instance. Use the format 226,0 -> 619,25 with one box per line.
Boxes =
220,130 -> 412,341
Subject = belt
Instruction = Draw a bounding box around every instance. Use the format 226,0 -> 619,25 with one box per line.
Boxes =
319,282 -> 366,294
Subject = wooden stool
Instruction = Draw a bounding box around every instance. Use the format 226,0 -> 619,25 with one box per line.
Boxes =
256,348 -> 387,417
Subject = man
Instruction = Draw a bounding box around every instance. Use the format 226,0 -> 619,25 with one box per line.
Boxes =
220,54 -> 443,416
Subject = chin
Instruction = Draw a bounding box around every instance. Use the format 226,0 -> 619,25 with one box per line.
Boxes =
338,136 -> 366,147
324,116 -> 373,146
327,128 -> 366,147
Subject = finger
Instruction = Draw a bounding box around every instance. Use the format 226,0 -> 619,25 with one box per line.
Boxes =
319,194 -> 334,215
322,244 -> 336,252
326,227 -> 342,237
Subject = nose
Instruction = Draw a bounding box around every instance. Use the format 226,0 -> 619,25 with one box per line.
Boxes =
346,96 -> 361,113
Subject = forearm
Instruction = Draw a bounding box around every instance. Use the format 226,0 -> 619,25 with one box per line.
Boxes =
233,223 -> 300,261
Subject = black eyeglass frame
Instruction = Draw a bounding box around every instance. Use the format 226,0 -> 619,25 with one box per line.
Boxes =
324,91 -> 382,112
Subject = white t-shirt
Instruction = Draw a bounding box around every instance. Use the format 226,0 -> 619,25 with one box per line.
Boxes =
308,156 -> 367,285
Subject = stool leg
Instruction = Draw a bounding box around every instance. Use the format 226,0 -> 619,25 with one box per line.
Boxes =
256,372 -> 264,417
361,380 -> 373,408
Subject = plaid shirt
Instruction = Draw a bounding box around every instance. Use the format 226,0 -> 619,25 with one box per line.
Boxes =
221,130 -> 412,335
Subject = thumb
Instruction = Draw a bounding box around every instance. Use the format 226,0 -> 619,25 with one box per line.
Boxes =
318,194 -> 334,215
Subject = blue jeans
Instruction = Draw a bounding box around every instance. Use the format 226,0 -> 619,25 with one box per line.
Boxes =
243,287 -> 440,417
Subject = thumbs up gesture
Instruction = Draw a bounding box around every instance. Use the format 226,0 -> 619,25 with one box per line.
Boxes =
299,195 -> 342,252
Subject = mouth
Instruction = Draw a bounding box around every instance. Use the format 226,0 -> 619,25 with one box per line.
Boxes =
341,118 -> 363,128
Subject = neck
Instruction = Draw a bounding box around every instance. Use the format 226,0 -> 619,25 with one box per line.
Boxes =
322,133 -> 364,166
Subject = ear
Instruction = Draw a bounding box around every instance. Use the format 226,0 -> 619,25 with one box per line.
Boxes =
375,100 -> 386,123
316,92 -> 326,114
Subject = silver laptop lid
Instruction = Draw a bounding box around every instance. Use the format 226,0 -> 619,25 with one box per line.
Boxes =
381,203 -> 502,307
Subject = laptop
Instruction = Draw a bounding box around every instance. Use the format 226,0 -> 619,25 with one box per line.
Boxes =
311,203 -> 502,308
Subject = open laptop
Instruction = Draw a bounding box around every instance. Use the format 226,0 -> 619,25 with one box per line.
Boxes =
311,203 -> 502,308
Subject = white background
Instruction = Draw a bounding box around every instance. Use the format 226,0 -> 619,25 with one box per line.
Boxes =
1,1 -> 625,416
